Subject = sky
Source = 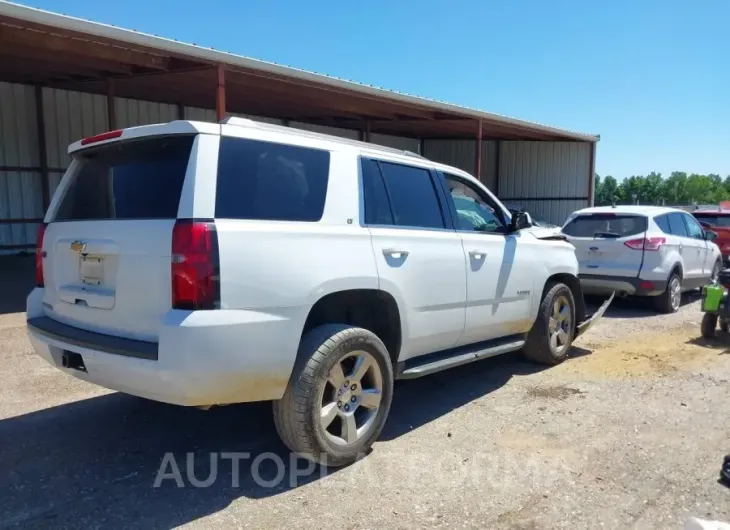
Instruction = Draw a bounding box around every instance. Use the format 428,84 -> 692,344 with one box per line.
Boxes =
18,0 -> 729,180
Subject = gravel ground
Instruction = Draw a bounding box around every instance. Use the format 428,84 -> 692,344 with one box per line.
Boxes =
1,262 -> 729,529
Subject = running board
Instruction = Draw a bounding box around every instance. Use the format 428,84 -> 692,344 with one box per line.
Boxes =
397,335 -> 526,380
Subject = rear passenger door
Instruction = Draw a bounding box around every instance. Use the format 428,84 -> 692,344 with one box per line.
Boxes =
361,158 -> 467,361
665,212 -> 700,280
682,213 -> 710,276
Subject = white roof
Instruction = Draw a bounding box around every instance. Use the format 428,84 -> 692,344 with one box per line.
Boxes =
571,205 -> 683,217
0,1 -> 598,143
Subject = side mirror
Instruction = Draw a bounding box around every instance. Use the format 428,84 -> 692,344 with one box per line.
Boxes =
509,211 -> 532,233
705,230 -> 718,242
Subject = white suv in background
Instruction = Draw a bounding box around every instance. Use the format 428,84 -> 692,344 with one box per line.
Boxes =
563,205 -> 721,313
27,118 -> 611,465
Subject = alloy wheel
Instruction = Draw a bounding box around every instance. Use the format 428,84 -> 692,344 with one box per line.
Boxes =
319,351 -> 383,446
548,295 -> 572,355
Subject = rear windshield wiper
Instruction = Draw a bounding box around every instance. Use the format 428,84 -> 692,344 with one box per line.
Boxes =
594,231 -> 620,238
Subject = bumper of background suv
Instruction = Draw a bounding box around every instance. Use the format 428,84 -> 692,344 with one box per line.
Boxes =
578,274 -> 665,297
26,288 -> 302,407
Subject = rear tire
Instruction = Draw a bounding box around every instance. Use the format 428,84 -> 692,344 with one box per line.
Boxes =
523,282 -> 576,365
654,272 -> 682,314
702,313 -> 717,339
273,324 -> 394,467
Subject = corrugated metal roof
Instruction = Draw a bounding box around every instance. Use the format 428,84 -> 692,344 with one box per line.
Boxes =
0,1 -> 598,143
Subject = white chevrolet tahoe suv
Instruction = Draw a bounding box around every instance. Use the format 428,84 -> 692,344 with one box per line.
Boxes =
27,118 -> 611,466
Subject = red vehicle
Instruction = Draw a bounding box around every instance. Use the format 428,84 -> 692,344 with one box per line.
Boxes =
692,209 -> 730,265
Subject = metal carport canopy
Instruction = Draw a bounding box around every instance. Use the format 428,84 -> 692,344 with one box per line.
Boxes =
0,0 -> 598,143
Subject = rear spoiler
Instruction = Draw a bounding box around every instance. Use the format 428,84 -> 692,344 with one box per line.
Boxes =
67,121 -> 220,154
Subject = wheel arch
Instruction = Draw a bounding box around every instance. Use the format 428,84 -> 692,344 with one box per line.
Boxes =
300,288 -> 404,366
545,273 -> 586,326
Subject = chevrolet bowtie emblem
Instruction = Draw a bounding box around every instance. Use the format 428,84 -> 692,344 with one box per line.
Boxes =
70,241 -> 87,253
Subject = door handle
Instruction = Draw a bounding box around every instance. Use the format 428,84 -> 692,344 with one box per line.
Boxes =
383,248 -> 409,259
679,244 -> 683,252
469,250 -> 486,260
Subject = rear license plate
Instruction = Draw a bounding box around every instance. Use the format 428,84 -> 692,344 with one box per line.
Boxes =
80,256 -> 104,285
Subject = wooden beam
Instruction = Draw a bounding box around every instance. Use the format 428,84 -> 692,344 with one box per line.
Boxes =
106,78 -> 116,129
216,64 -> 226,121
34,85 -> 50,211
588,141 -> 597,206
0,25 -> 169,70
475,120 -> 483,180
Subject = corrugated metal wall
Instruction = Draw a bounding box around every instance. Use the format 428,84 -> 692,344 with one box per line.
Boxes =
0,82 -> 42,250
290,122 -> 359,140
422,139 -> 498,191
422,139 -> 591,225
370,133 -> 420,153
115,97 -> 178,129
0,81 -> 592,250
498,141 -> 591,225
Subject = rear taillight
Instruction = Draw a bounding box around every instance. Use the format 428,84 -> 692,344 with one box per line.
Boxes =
624,237 -> 665,251
171,220 -> 220,310
35,223 -> 46,287
80,130 -> 123,145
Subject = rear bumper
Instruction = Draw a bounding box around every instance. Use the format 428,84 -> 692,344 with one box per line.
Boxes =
26,288 -> 303,406
578,274 -> 665,297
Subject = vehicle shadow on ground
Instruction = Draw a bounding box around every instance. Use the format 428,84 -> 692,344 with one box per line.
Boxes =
0,348 -> 588,528
686,335 -> 730,355
0,255 -> 34,315
585,291 -> 701,320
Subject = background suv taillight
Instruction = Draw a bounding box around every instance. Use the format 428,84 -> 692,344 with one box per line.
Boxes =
35,223 -> 47,287
171,220 -> 220,310
624,236 -> 665,251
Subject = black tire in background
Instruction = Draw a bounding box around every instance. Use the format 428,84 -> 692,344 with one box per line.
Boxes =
702,313 -> 718,339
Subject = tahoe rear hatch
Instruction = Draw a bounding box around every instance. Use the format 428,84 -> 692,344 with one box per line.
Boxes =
40,133 -> 195,342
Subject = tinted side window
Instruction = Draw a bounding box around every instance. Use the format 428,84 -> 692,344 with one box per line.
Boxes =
654,214 -> 671,234
361,158 -> 393,225
445,174 -> 505,233
378,162 -> 444,229
667,212 -> 688,237
216,137 -> 330,222
683,214 -> 705,240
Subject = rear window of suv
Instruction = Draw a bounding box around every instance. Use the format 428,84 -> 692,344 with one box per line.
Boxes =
215,137 -> 330,222
562,213 -> 647,238
54,135 -> 195,221
693,213 -> 730,227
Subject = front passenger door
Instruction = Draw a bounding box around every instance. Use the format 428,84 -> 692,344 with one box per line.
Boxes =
442,173 -> 535,345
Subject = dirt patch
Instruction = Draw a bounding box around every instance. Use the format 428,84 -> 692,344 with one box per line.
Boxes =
565,321 -> 729,379
526,385 -> 584,400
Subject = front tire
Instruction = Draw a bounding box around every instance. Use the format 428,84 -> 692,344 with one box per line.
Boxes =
654,272 -> 682,314
273,324 -> 394,467
702,313 -> 718,339
523,282 -> 576,365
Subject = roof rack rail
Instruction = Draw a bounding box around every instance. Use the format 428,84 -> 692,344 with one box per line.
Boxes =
220,116 -> 428,160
